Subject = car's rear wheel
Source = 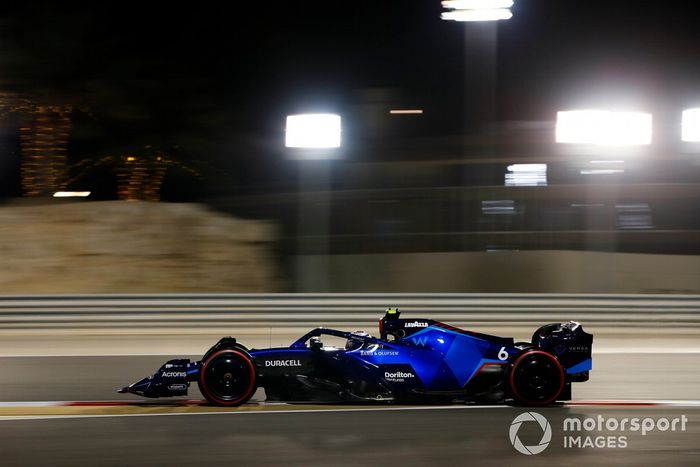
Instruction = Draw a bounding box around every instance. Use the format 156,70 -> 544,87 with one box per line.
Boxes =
198,349 -> 256,406
509,350 -> 564,406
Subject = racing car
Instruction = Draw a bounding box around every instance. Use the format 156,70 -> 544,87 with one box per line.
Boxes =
119,308 -> 593,406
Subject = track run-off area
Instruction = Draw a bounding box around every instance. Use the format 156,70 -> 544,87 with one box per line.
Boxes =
1,399 -> 698,467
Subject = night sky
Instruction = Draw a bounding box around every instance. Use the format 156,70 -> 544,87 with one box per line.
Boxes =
1,0 -> 699,196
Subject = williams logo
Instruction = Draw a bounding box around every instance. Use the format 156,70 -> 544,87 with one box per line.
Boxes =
510,412 -> 552,455
264,360 -> 302,367
411,336 -> 429,346
405,322 -> 428,328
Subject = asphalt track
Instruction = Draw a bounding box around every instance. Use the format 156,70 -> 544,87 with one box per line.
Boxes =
0,404 -> 698,466
0,352 -> 699,466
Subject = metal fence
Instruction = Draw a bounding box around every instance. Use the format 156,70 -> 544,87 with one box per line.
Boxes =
1,294 -> 699,330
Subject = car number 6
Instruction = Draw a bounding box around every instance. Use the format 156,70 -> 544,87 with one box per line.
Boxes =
498,347 -> 509,361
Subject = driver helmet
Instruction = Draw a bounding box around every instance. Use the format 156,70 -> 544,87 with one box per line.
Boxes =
345,330 -> 370,351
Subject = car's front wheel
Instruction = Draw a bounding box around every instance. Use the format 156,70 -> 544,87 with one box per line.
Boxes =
508,350 -> 564,406
198,349 -> 256,406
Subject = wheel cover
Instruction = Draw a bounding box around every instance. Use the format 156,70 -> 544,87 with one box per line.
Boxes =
200,350 -> 255,405
510,350 -> 564,406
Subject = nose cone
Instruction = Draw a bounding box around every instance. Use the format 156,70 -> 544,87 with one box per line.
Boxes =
117,376 -> 153,396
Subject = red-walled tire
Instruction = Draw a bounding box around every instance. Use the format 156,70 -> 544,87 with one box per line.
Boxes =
509,350 -> 565,406
198,349 -> 256,406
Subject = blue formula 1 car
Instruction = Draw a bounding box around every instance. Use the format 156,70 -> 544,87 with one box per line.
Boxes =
119,308 -> 593,406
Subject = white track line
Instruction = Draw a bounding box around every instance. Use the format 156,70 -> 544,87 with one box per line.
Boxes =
0,401 -> 68,407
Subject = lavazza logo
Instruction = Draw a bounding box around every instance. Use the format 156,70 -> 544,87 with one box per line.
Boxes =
405,322 -> 428,328
509,412 -> 689,455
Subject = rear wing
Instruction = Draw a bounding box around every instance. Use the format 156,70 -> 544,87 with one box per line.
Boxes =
532,321 -> 593,381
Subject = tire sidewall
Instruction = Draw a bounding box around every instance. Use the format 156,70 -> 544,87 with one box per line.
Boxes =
508,349 -> 565,406
198,349 -> 256,406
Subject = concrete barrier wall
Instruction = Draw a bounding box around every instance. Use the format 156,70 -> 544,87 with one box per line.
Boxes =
298,250 -> 700,293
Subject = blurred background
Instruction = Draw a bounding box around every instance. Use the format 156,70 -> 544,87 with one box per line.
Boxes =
1,3 -> 700,466
0,0 -> 699,295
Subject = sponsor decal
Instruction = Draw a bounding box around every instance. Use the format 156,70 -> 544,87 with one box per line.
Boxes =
360,350 -> 399,356
264,359 -> 302,367
167,384 -> 187,391
384,371 -> 415,383
405,321 -> 428,328
161,371 -> 187,378
411,336 -> 429,346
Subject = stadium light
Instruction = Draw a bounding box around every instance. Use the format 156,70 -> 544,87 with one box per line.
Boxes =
682,108 -> 700,142
389,109 -> 424,115
441,9 -> 512,21
284,112 -> 341,290
53,191 -> 91,198
555,110 -> 652,146
441,0 -> 514,22
285,114 -> 341,149
443,0 -> 513,8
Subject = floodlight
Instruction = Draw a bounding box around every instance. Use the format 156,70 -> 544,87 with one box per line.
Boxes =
556,110 -> 652,146
442,0 -> 513,10
682,108 -> 700,142
389,109 -> 424,115
441,9 -> 512,21
53,191 -> 91,198
285,114 -> 341,148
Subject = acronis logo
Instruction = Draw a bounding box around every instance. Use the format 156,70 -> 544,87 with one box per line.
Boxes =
161,371 -> 187,378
